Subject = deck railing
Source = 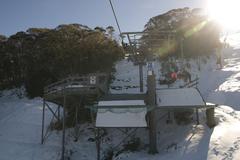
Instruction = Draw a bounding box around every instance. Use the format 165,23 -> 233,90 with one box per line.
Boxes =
44,74 -> 108,95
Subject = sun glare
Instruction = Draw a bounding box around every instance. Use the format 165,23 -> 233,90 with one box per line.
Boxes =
207,0 -> 240,30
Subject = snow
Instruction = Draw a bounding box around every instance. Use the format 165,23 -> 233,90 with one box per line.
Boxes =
98,100 -> 145,106
96,108 -> 147,127
0,91 -> 61,160
96,39 -> 240,159
96,100 -> 147,128
65,84 -> 84,88
156,88 -> 205,108
225,32 -> 240,49
2,33 -> 240,160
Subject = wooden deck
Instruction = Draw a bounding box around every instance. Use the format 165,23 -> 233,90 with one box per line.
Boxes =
43,73 -> 109,105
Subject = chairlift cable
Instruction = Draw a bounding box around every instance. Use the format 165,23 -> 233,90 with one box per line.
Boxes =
108,0 -> 122,35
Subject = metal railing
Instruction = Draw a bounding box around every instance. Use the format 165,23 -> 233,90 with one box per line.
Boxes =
181,77 -> 199,88
44,74 -> 108,95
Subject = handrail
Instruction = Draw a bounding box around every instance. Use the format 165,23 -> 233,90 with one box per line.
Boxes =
44,74 -> 108,95
181,77 -> 199,88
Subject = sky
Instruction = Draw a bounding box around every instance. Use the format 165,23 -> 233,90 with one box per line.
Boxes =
0,0 -> 207,36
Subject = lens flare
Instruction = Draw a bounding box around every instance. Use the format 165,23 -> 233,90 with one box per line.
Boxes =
207,0 -> 240,30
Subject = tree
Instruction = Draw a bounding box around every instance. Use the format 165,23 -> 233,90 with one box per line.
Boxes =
94,26 -> 106,33
0,35 -> 7,42
141,8 -> 221,58
106,26 -> 115,39
0,24 -> 124,97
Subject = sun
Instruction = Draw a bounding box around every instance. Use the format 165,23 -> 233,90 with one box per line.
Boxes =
207,0 -> 240,30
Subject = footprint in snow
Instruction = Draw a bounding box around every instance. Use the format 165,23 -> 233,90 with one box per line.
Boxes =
221,137 -> 240,160
212,147 -> 219,156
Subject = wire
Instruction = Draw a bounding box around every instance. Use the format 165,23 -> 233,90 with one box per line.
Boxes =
108,0 -> 122,35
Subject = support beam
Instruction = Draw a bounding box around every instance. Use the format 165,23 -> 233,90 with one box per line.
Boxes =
196,108 -> 199,125
45,102 -> 60,122
57,105 -> 60,120
147,71 -> 158,154
206,108 -> 216,128
121,31 -> 176,35
168,111 -> 171,120
139,63 -> 143,92
41,99 -> 46,144
166,111 -> 172,124
97,128 -> 101,160
74,102 -> 81,141
61,95 -> 66,160
127,34 -> 135,54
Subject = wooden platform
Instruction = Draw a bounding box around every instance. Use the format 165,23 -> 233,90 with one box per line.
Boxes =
43,73 -> 109,105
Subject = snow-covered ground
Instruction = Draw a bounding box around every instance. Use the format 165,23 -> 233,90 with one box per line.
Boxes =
0,91 -> 62,160
1,39 -> 240,160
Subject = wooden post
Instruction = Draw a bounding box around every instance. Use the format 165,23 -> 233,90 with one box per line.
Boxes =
97,128 -> 101,160
57,105 -> 60,121
147,71 -> 158,154
139,63 -> 143,92
166,111 -> 171,124
206,108 -> 216,128
196,108 -> 199,125
74,104 -> 79,141
41,99 -> 46,144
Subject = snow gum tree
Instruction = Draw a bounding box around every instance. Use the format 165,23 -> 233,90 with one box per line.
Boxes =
140,8 -> 221,58
0,24 -> 124,97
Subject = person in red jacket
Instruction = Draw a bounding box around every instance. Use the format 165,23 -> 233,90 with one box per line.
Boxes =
171,72 -> 177,81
